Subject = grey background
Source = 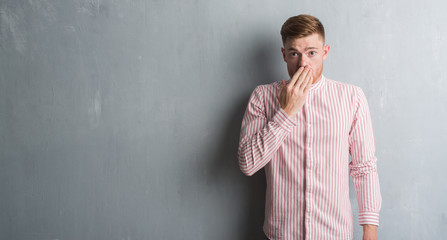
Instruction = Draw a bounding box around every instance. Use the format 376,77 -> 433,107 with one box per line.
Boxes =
1,0 -> 446,239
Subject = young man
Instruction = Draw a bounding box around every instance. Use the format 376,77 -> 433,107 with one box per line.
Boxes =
238,15 -> 382,240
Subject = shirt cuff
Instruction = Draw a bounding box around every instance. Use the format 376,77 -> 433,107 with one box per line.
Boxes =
272,108 -> 297,132
359,211 -> 380,226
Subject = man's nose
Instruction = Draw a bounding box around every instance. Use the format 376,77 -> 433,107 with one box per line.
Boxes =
298,56 -> 307,68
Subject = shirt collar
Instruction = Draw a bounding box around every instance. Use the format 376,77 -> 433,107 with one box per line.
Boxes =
310,75 -> 326,91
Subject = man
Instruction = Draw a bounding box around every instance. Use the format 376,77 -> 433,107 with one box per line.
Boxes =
238,14 -> 381,240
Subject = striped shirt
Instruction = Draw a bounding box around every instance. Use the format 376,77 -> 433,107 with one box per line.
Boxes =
238,75 -> 382,240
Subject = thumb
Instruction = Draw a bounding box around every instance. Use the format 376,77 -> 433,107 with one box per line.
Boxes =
278,79 -> 286,95
280,79 -> 287,90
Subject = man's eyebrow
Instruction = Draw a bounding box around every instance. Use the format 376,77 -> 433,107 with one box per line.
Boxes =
287,47 -> 319,51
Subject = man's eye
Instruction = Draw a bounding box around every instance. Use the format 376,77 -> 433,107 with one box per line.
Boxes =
309,51 -> 316,56
291,53 -> 298,57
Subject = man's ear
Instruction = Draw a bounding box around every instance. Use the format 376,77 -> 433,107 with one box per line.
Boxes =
281,47 -> 287,63
322,44 -> 330,60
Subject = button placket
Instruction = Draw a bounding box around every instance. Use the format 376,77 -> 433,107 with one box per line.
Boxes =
304,96 -> 313,230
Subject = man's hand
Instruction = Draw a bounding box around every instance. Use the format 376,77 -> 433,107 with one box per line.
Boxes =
362,224 -> 378,240
277,66 -> 313,117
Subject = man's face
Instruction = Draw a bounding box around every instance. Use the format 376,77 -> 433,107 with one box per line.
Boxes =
281,33 -> 330,83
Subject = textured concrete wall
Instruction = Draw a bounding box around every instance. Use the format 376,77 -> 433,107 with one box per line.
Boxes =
1,0 -> 446,239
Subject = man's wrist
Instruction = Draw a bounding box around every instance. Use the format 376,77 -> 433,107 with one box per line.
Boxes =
362,224 -> 378,229
362,224 -> 378,240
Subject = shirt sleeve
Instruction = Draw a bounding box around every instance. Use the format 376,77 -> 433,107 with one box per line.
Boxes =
348,87 -> 382,226
238,85 -> 296,176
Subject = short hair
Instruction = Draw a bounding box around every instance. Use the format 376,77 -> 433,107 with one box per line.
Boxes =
280,14 -> 325,44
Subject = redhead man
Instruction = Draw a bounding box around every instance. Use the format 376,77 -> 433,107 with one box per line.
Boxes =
238,14 -> 381,240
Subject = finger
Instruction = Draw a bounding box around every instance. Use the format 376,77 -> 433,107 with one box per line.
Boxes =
303,76 -> 313,93
306,69 -> 314,85
299,69 -> 312,90
294,66 -> 311,89
289,66 -> 305,87
299,73 -> 311,93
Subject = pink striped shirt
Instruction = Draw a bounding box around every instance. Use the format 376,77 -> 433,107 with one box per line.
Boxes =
238,75 -> 381,240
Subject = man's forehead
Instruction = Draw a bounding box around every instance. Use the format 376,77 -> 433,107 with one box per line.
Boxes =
284,34 -> 324,49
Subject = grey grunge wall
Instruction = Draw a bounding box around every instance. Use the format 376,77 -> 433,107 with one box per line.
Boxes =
1,0 -> 446,239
